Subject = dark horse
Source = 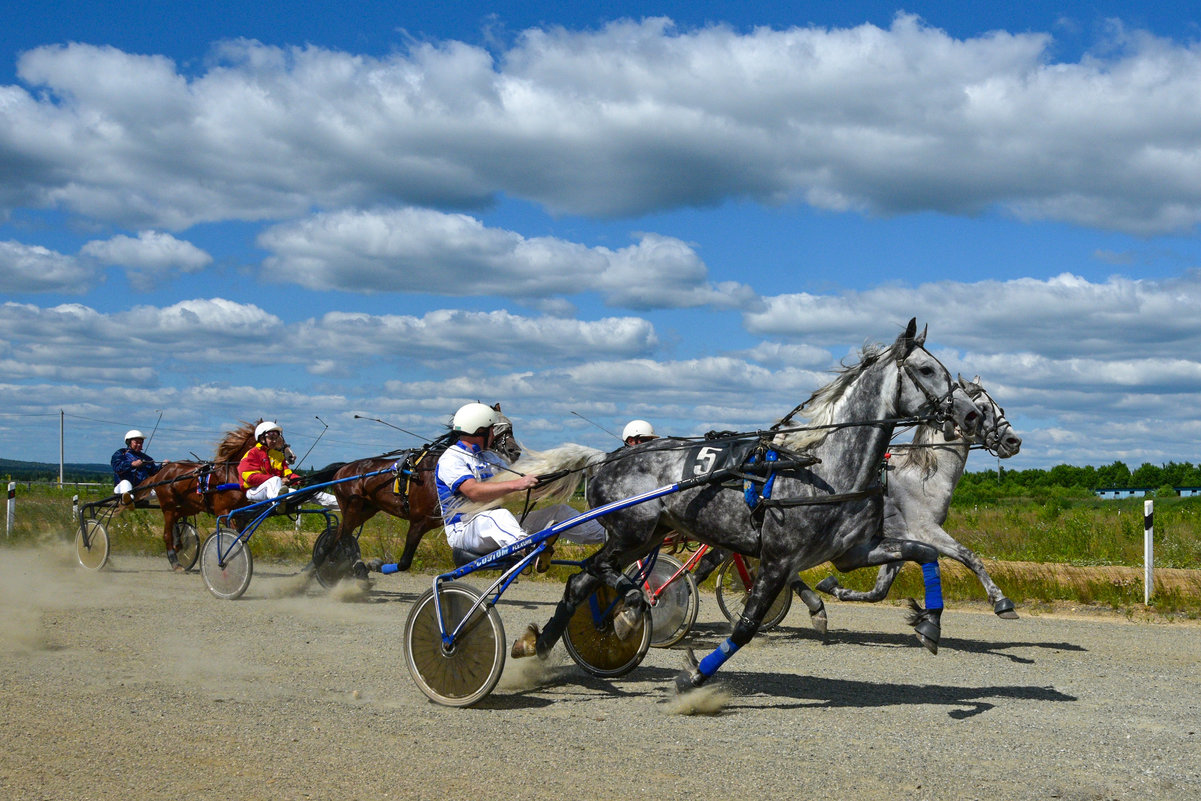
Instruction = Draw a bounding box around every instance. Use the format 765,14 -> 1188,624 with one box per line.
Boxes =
134,422 -> 261,567
314,404 -> 522,577
511,320 -> 982,693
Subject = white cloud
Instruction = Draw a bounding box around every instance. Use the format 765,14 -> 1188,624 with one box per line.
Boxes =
81,231 -> 212,290
259,208 -> 755,309
3,17 -> 1201,232
745,271 -> 1201,359
0,241 -> 94,293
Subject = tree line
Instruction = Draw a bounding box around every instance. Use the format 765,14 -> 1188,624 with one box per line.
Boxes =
957,460 -> 1201,499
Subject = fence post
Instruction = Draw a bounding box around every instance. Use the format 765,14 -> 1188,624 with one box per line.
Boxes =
1144,499 -> 1154,605
6,481 -> 14,538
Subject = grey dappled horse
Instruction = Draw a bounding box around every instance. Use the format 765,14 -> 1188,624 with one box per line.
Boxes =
513,319 -> 982,693
811,376 -> 1023,616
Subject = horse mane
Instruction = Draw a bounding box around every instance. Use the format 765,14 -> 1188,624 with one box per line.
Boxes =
215,420 -> 260,463
774,341 -> 892,452
886,423 -> 940,479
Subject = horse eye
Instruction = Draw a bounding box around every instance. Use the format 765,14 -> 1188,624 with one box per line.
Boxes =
920,366 -> 934,375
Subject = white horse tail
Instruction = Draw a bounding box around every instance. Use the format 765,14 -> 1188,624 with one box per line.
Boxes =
459,443 -> 607,516
510,443 -> 607,506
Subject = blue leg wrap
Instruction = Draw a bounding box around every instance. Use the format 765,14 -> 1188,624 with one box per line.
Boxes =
381,563 -> 400,575
922,562 -> 944,610
697,638 -> 741,678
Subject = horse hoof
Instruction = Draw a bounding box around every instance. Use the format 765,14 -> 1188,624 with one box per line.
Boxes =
913,619 -> 940,654
810,608 -> 828,636
613,605 -> 641,641
994,598 -> 1019,619
815,575 -> 840,594
510,623 -> 541,659
674,669 -> 705,694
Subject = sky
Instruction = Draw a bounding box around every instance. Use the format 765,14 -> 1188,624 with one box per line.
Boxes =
3,1 -> 1201,473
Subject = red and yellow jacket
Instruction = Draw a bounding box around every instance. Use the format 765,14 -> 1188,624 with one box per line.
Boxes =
238,443 -> 295,489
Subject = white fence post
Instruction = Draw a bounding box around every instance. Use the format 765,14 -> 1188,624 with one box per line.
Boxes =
1144,499 -> 1154,605
6,481 -> 14,537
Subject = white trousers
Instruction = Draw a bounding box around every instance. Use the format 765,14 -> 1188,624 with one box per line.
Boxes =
448,503 -> 606,554
114,480 -> 155,499
246,476 -> 337,508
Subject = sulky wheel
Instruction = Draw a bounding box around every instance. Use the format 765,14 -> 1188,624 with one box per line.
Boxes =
404,582 -> 505,707
563,583 -> 652,677
312,524 -> 360,589
715,554 -> 792,631
75,519 -> 110,571
626,554 -> 698,649
200,526 -> 253,600
173,521 -> 201,572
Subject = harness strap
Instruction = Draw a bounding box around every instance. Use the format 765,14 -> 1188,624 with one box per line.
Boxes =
758,484 -> 883,509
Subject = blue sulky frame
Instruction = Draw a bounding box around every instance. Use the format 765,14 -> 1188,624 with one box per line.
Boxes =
199,466 -> 398,600
401,469 -> 738,707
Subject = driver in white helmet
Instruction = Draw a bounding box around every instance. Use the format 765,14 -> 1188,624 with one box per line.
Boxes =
239,421 -> 337,507
435,402 -> 605,557
622,419 -> 658,447
111,429 -> 163,504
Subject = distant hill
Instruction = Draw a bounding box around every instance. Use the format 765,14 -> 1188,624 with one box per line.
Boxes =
0,458 -> 111,481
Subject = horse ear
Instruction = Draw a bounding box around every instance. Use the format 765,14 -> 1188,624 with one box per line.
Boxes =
957,373 -> 968,388
915,323 -> 927,347
898,317 -> 918,354
972,374 -> 981,384
492,402 -> 501,412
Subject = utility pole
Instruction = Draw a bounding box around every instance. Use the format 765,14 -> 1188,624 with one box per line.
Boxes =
59,409 -> 65,488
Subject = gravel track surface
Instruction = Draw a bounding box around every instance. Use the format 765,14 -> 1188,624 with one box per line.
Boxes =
2,547 -> 1199,801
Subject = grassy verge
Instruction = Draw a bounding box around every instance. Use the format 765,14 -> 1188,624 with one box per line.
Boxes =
6,482 -> 1200,618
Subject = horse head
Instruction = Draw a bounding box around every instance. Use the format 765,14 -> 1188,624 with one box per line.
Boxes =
958,374 -> 1022,458
893,318 -> 980,438
490,402 -> 523,463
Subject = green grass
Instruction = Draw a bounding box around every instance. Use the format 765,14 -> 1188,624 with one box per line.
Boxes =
6,482 -> 1200,617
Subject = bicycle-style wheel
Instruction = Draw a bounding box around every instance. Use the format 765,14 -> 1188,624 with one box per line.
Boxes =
200,526 -> 253,600
627,554 -> 698,648
404,582 -> 505,707
312,524 -> 360,589
715,555 -> 791,630
173,521 -> 201,571
563,584 -> 652,677
75,519 -> 109,571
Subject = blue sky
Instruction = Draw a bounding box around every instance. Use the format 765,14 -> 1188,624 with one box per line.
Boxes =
4,2 -> 1201,471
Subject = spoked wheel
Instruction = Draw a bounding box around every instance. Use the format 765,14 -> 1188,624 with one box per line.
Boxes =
200,526 -> 253,600
312,524 -> 360,589
626,554 -> 698,648
75,519 -> 110,570
563,584 -> 652,677
404,582 -> 505,707
172,521 -> 201,572
715,555 -> 792,630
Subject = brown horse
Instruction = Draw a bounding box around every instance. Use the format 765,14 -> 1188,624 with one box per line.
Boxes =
318,405 -> 522,577
135,422 -> 259,569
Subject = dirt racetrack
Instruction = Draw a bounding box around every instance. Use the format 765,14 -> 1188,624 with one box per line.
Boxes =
2,546 -> 1199,801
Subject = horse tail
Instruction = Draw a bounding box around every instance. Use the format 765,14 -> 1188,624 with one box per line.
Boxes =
461,443 -> 607,515
513,443 -> 607,506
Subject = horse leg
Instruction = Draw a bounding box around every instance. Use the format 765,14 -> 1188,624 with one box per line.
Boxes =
815,561 -> 903,603
160,507 -> 180,569
512,567 -> 604,660
676,561 -> 792,692
922,525 -> 1017,619
396,515 -> 435,571
788,576 -> 828,635
832,537 -> 944,653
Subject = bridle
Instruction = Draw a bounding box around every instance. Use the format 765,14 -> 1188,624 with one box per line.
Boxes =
893,344 -> 961,430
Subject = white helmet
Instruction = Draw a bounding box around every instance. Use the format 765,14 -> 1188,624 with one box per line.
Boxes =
124,429 -> 145,443
255,421 -> 282,441
622,420 -> 656,441
452,402 -> 501,435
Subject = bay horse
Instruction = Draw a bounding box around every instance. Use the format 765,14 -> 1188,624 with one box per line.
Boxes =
134,421 -> 264,569
314,404 -> 521,577
508,319 -> 982,693
811,375 -> 1023,615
